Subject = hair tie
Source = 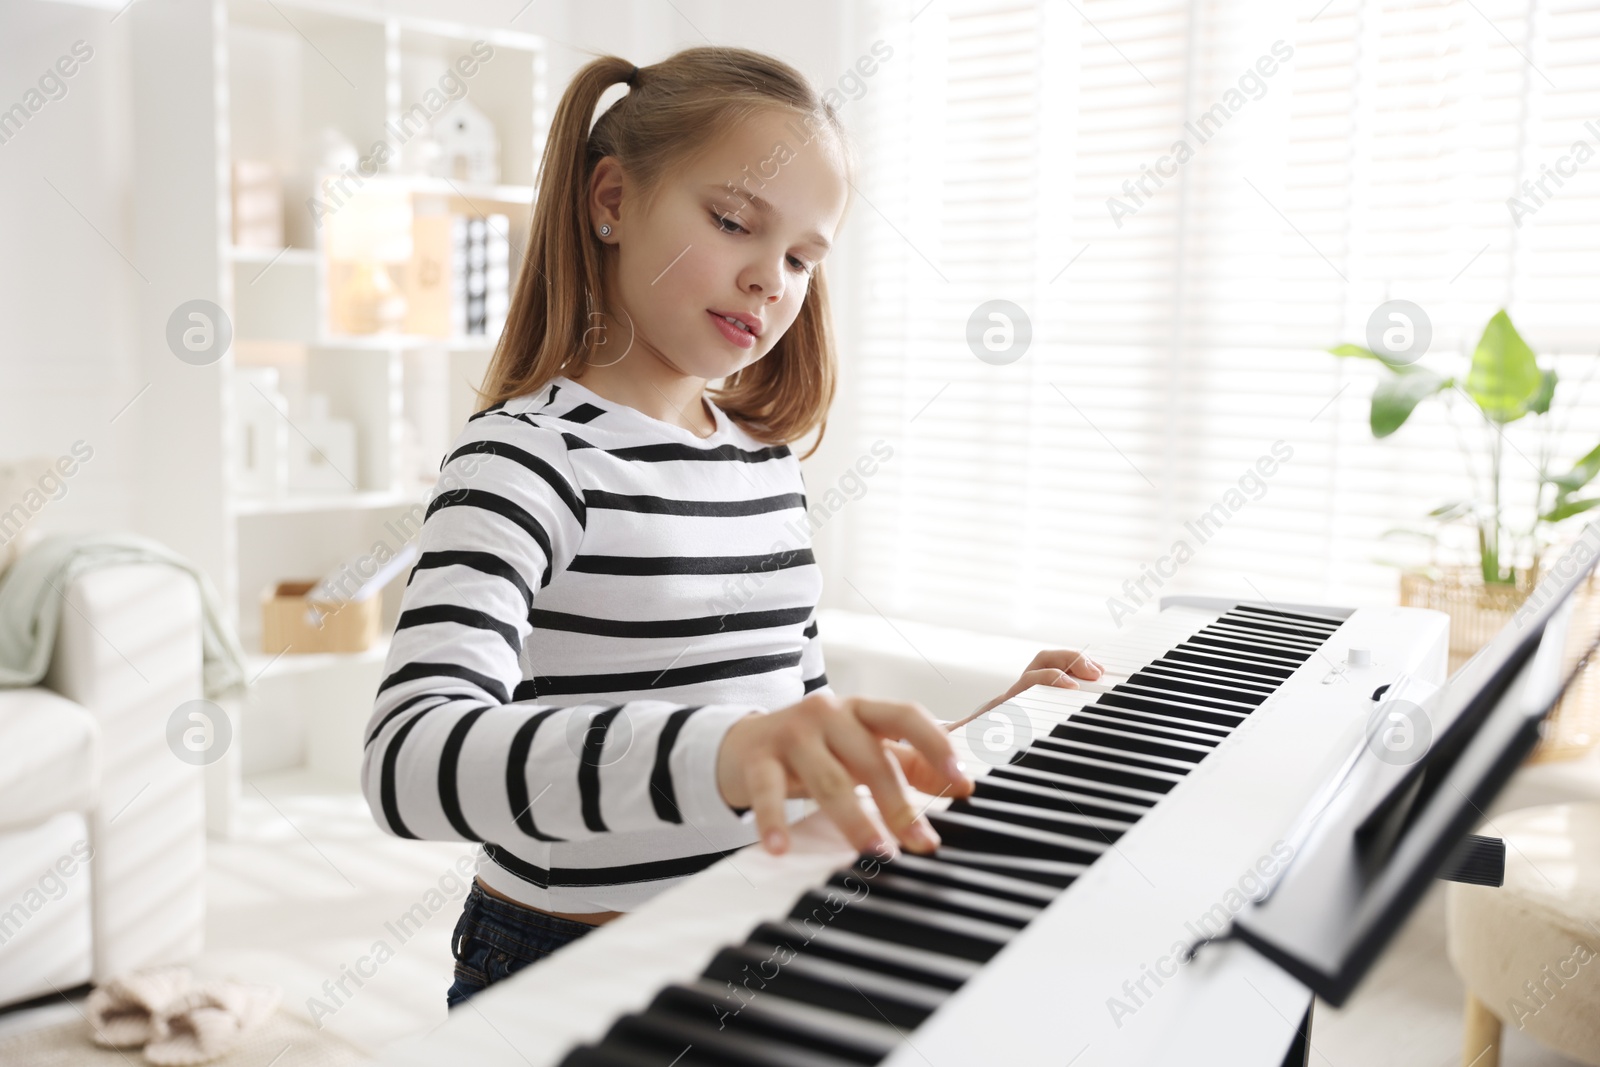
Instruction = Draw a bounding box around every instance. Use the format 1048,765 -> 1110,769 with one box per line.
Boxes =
626,64 -> 639,86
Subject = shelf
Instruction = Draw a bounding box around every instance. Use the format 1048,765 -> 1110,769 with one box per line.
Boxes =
357,173 -> 537,205
230,488 -> 430,516
243,633 -> 392,681
228,245 -> 319,266
311,333 -> 500,351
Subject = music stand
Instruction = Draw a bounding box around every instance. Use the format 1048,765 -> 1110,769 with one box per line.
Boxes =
1226,520 -> 1600,1006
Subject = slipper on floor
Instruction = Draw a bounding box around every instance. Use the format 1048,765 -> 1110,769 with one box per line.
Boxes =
84,964 -> 194,1049
141,978 -> 282,1066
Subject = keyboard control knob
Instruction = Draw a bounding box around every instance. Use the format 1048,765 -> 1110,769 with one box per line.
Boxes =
1347,647 -> 1372,668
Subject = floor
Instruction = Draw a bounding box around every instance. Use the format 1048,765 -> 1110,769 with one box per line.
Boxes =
0,766 -> 1593,1066
0,768 -> 471,1061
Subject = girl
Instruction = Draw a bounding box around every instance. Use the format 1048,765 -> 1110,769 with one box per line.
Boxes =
359,45 -> 1101,1012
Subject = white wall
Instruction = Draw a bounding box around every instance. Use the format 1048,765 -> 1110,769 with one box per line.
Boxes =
0,0 -> 863,606
0,1 -> 141,542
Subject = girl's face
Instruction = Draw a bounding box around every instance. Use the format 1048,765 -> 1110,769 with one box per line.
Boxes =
590,107 -> 851,383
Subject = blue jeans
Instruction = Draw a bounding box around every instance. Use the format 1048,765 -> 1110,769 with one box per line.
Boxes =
446,881 -> 598,1010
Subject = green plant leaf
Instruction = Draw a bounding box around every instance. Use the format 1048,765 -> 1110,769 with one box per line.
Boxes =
1528,368 -> 1557,415
1465,310 -> 1543,423
1541,496 -> 1600,523
1379,526 -> 1442,542
1371,368 -> 1451,437
1427,500 -> 1476,520
1550,442 -> 1600,494
1329,343 -> 1382,360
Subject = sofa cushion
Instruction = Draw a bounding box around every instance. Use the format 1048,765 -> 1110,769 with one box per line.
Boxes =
0,686 -> 98,832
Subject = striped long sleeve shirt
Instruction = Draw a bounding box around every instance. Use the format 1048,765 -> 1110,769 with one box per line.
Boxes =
360,373 -> 830,913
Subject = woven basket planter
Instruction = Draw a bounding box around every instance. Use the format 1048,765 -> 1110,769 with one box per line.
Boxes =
1399,566 -> 1600,763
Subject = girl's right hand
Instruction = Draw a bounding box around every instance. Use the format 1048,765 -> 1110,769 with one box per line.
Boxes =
714,693 -> 975,857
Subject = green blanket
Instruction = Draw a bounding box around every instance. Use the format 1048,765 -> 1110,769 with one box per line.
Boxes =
0,531 -> 248,699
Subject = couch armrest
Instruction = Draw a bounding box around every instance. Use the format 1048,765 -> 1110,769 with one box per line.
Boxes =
45,561 -> 207,982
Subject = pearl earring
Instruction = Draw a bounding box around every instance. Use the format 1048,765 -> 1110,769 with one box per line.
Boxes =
598,224 -> 612,238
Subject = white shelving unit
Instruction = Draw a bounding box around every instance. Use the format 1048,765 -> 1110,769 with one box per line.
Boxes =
132,0 -> 550,831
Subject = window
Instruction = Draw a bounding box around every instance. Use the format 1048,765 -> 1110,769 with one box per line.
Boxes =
842,0 -> 1600,643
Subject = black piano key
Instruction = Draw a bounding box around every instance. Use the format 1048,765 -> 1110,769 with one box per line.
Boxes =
972,773 -> 1151,823
653,981 -> 897,1064
1126,670 -> 1269,706
1150,648 -> 1289,681
1184,634 -> 1303,665
946,794 -> 1130,846
1165,647 -> 1292,680
1096,689 -> 1250,728
1047,720 -> 1213,763
1112,680 -> 1267,716
1207,614 -> 1328,641
1203,614 -> 1331,639
1222,617 -> 1337,643
1140,661 -> 1277,695
1030,734 -> 1201,774
1201,625 -> 1326,658
865,849 -> 1059,907
988,761 -> 1162,807
561,604 -> 1341,1067
931,844 -> 1084,887
788,889 -> 1014,962
1171,634 -> 1306,662
602,1009 -> 862,1067
748,920 -> 980,990
825,868 -> 1041,927
926,807 -> 1106,865
703,943 -> 948,1029
558,1044 -> 671,1067
1073,705 -> 1231,744
1229,602 -> 1345,628
1009,745 -> 1181,794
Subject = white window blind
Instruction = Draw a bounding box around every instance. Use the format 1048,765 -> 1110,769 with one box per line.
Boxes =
841,0 -> 1600,644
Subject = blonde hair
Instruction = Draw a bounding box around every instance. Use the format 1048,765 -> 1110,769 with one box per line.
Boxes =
475,46 -> 855,459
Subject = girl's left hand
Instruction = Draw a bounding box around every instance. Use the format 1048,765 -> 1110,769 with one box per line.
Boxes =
944,648 -> 1103,733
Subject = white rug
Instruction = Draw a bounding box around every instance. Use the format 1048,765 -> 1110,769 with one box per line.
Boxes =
0,1007 -> 373,1067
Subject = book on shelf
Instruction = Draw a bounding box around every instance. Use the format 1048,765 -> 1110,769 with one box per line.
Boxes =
406,211 -> 510,341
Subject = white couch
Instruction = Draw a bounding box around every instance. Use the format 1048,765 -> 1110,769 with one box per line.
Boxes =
0,560 -> 207,1010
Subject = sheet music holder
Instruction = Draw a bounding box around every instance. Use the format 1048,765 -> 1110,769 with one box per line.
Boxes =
1226,520 -> 1600,1006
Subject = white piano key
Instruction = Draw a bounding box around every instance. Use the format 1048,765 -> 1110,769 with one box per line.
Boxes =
370,601 -> 1451,1067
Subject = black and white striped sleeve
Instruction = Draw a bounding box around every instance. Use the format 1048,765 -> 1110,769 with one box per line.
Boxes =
359,414 -> 761,845
800,607 -> 832,697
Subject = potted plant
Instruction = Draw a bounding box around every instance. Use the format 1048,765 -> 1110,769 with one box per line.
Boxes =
1331,308 -> 1600,758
